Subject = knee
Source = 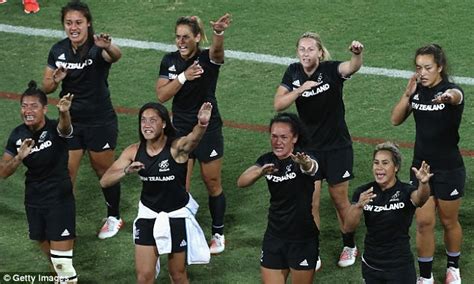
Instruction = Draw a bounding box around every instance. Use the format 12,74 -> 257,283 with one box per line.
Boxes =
50,250 -> 77,282
202,176 -> 222,195
169,270 -> 187,283
136,270 -> 155,284
416,217 -> 436,232
440,216 -> 460,231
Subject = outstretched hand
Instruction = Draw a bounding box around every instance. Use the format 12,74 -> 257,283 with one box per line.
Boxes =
411,161 -> 433,184
197,102 -> 212,126
94,33 -> 112,49
432,91 -> 454,104
348,40 -> 364,55
290,152 -> 313,169
57,93 -> 74,113
17,138 -> 35,160
210,13 -> 232,33
356,187 -> 376,209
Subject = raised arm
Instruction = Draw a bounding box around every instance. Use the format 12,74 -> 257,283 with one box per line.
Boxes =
209,13 -> 232,63
338,40 -> 364,78
410,161 -> 433,207
237,163 -> 276,188
172,102 -> 212,162
431,88 -> 463,105
0,139 -> 35,179
99,144 -> 142,188
156,60 -> 204,103
343,187 -> 376,232
391,74 -> 417,125
95,33 -> 122,63
56,93 -> 73,137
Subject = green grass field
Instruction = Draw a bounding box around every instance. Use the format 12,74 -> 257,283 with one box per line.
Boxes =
0,0 -> 473,283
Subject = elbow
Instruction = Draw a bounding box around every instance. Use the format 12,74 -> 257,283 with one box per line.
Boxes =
390,117 -> 400,126
99,178 -> 109,188
390,115 -> 403,126
155,89 -> 167,104
273,101 -> 285,112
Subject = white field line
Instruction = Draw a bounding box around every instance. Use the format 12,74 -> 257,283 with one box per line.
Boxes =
1,23 -> 474,86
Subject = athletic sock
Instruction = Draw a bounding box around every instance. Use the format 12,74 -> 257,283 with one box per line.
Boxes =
341,231 -> 355,248
418,257 -> 433,278
446,251 -> 460,268
209,192 -> 226,235
102,183 -> 120,218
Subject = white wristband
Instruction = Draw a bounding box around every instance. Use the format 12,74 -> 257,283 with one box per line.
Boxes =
177,72 -> 187,85
213,30 -> 224,36
301,160 -> 315,175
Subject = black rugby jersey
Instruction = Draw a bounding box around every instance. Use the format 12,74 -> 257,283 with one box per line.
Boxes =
158,49 -> 222,134
135,141 -> 189,212
47,38 -> 116,126
352,180 -> 416,270
5,118 -> 73,208
256,152 -> 319,241
410,80 -> 464,169
280,61 -> 351,151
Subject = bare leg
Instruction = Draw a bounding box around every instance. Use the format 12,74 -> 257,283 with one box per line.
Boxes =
135,245 -> 158,284
261,267 -> 289,284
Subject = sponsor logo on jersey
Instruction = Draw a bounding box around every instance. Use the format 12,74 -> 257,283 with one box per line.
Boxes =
413,94 -> 419,101
450,189 -> 459,196
139,175 -> 176,182
434,91 -> 444,100
61,229 -> 70,237
316,73 -> 323,84
168,73 -> 178,80
292,80 -> 301,87
265,172 -> 297,183
16,139 -> 22,146
55,59 -> 93,70
285,164 -> 292,174
159,159 -> 170,172
342,170 -> 351,178
210,150 -> 218,157
300,83 -> 330,98
411,102 -> 445,111
299,259 -> 309,266
364,202 -> 405,212
134,228 -> 140,240
28,140 -> 53,154
38,131 -> 48,143
58,53 -> 66,60
168,65 -> 177,72
180,240 -> 187,247
102,143 -> 111,150
389,191 -> 400,202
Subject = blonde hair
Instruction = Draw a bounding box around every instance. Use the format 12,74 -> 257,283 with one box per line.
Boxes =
297,32 -> 331,60
373,141 -> 402,170
176,15 -> 208,44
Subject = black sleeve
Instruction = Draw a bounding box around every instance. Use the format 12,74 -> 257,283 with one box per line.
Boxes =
158,54 -> 172,79
5,129 -> 19,157
280,65 -> 294,91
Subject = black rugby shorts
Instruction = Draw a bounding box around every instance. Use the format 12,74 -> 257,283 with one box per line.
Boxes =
25,200 -> 76,241
133,217 -> 187,253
